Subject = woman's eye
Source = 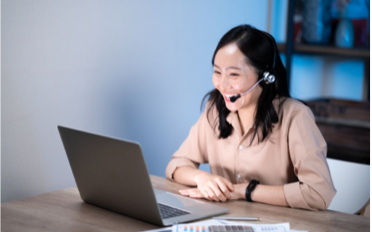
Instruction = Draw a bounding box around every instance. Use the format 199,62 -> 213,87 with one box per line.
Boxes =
230,73 -> 239,77
214,70 -> 221,75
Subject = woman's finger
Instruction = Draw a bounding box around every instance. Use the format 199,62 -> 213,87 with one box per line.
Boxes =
200,189 -> 211,200
215,178 -> 231,200
204,186 -> 220,201
222,178 -> 235,192
189,189 -> 204,198
179,188 -> 197,196
208,181 -> 227,202
179,189 -> 189,196
179,188 -> 206,199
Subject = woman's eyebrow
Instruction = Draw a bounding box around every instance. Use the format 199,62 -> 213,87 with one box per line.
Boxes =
226,66 -> 242,70
214,64 -> 241,70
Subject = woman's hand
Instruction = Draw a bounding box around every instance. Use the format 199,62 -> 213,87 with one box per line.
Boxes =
179,187 -> 238,201
179,173 -> 234,202
179,183 -> 248,202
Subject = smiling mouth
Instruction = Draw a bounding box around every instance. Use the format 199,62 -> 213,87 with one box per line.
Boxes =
224,93 -> 240,100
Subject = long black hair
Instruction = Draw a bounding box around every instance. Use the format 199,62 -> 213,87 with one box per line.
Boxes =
203,24 -> 290,144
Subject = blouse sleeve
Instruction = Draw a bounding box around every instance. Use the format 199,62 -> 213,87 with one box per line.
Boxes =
165,109 -> 211,180
283,104 -> 337,210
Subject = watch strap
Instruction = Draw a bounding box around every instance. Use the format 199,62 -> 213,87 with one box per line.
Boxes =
245,179 -> 260,202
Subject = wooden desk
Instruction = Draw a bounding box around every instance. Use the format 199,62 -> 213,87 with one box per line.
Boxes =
2,175 -> 370,232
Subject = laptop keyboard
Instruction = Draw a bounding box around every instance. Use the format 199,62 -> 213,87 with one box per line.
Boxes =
158,203 -> 191,219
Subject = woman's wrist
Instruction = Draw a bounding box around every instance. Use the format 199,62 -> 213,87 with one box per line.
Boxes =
173,166 -> 207,186
250,184 -> 262,202
193,170 -> 211,186
249,185 -> 289,207
232,183 -> 249,200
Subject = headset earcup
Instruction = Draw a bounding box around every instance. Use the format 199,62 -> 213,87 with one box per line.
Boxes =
263,71 -> 275,84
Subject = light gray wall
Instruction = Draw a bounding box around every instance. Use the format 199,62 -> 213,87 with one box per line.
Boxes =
2,0 -> 270,202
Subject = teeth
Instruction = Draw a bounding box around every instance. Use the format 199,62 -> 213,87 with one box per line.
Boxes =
225,94 -> 239,98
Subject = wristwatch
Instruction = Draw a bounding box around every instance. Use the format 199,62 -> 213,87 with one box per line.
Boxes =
245,179 -> 260,202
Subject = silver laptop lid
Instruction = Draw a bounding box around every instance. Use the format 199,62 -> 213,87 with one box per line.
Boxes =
58,126 -> 229,226
58,126 -> 164,225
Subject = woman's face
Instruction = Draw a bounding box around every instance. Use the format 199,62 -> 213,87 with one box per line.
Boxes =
212,43 -> 262,112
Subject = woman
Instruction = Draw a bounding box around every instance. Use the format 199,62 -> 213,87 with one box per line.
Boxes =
165,25 -> 336,210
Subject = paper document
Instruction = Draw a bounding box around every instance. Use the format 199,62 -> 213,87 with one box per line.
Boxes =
172,219 -> 290,232
141,219 -> 307,232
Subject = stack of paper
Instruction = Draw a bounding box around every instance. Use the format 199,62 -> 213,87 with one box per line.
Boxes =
172,220 -> 290,232
142,219 -> 307,232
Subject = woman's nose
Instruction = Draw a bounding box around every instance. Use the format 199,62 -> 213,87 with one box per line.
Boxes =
221,76 -> 232,91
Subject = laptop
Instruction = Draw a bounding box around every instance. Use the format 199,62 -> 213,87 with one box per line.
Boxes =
58,126 -> 228,226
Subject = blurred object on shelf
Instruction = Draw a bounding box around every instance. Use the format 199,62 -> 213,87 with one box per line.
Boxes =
293,0 -> 303,43
293,14 -> 303,43
332,18 -> 368,47
301,0 -> 332,44
306,98 -> 370,164
351,18 -> 368,46
294,0 -> 369,47
307,98 -> 369,121
335,18 -> 355,47
331,0 -> 369,47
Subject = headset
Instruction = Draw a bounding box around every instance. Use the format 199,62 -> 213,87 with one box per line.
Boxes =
230,31 -> 277,103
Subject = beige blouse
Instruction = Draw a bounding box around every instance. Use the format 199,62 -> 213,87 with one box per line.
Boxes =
166,97 -> 336,210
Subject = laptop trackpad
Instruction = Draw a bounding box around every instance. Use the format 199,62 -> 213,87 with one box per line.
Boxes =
154,188 -> 205,208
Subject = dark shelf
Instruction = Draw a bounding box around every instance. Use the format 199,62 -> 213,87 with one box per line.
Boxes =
327,147 -> 370,165
282,0 -> 370,165
278,43 -> 370,58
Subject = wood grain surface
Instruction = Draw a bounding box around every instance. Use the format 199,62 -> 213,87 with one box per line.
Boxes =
2,175 -> 370,232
